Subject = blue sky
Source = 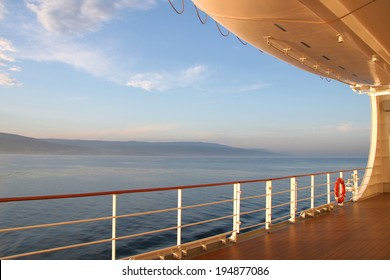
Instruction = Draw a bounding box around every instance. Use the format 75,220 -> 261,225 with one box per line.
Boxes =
0,0 -> 371,155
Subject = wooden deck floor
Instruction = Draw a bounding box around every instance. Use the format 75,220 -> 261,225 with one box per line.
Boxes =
193,194 -> 390,260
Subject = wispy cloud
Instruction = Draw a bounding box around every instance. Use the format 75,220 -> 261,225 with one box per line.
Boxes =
2,1 -> 212,91
126,65 -> 208,92
0,37 -> 21,87
0,51 -> 14,62
1,0 -> 162,85
8,66 -> 22,72
0,0 -> 5,21
19,36 -> 115,78
335,122 -> 355,132
319,121 -> 369,136
0,72 -> 20,86
236,81 -> 271,93
26,0 -> 158,35
0,38 -> 15,56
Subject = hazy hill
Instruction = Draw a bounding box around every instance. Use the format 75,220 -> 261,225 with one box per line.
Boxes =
0,132 -> 94,155
0,132 -> 276,156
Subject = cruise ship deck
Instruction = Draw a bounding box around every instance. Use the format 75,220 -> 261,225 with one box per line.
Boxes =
193,194 -> 390,260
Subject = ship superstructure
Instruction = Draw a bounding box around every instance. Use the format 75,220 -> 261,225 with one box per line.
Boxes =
192,0 -> 390,198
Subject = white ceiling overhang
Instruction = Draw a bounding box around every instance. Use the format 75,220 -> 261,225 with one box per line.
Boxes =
193,0 -> 390,93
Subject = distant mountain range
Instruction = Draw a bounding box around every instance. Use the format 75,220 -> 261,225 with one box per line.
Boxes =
0,132 -> 276,156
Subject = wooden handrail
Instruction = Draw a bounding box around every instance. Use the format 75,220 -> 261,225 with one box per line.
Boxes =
0,168 -> 369,203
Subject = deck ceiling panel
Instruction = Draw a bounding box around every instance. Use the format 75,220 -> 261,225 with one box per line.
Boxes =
193,0 -> 320,22
193,0 -> 390,93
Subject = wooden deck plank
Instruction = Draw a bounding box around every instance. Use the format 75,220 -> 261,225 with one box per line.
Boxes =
193,194 -> 390,260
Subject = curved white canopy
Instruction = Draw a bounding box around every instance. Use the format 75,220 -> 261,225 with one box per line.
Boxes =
193,0 -> 390,93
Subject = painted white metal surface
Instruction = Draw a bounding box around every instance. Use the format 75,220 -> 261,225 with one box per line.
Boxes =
192,0 -> 390,93
231,183 -> 241,241
177,189 -> 183,246
265,180 -> 272,230
112,194 -> 117,260
289,177 -> 297,223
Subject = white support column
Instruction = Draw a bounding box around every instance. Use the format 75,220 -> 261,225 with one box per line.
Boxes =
358,95 -> 378,199
177,189 -> 182,246
265,180 -> 272,230
112,194 -> 117,260
289,177 -> 297,223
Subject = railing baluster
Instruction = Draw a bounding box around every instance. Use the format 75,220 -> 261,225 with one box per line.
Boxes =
265,180 -> 272,230
230,183 -> 241,241
327,173 -> 331,204
112,194 -> 117,260
311,175 -> 315,209
177,189 -> 182,246
353,170 -> 358,202
289,177 -> 297,223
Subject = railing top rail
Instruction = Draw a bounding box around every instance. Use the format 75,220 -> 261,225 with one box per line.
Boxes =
0,167 -> 369,203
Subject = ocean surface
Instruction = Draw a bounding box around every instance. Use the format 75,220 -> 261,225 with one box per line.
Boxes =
0,154 -> 367,259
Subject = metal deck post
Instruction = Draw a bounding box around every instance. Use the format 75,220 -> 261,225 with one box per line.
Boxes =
353,170 -> 358,202
230,183 -> 241,242
327,173 -> 331,204
177,189 -> 182,246
290,177 -> 297,223
112,194 -> 117,260
265,180 -> 272,230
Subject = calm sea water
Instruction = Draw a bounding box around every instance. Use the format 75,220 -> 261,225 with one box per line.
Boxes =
0,155 -> 367,259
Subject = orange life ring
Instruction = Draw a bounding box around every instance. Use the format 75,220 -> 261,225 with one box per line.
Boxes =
334,178 -> 346,204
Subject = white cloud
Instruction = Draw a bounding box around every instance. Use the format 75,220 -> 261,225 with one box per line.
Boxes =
3,1 -> 205,89
3,0 -> 159,84
9,66 -> 22,72
0,37 -> 21,87
126,72 -> 165,91
126,65 -> 208,92
27,0 -> 158,35
0,38 -> 15,53
0,52 -> 14,62
15,29 -> 117,80
0,72 -> 21,86
236,82 -> 271,93
336,122 -> 354,132
0,0 -> 5,21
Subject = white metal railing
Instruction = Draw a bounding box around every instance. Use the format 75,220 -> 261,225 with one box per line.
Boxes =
0,168 -> 368,260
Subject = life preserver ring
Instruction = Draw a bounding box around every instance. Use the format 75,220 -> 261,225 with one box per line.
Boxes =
334,178 -> 346,204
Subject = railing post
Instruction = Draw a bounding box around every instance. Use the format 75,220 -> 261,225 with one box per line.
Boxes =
177,189 -> 182,246
327,173 -> 331,204
353,170 -> 358,202
112,194 -> 117,260
230,183 -> 241,242
289,177 -> 297,223
265,180 -> 272,230
311,175 -> 315,209
339,172 -> 344,203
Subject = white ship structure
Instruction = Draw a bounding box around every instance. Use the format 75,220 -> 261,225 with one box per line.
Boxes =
190,0 -> 390,198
